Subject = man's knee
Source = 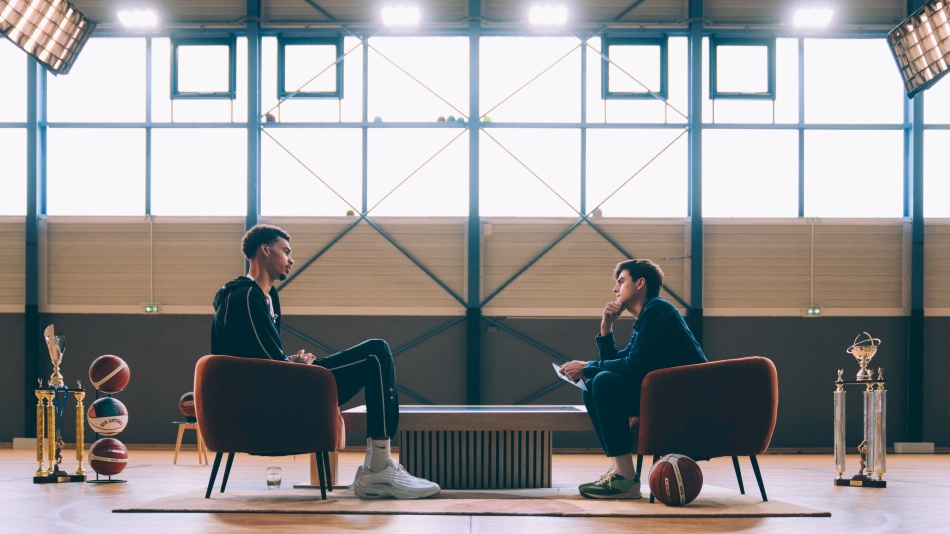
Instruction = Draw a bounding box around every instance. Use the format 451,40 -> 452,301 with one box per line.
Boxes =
365,338 -> 391,357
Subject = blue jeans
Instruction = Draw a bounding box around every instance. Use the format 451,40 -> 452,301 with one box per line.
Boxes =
582,370 -> 641,457
314,339 -> 399,439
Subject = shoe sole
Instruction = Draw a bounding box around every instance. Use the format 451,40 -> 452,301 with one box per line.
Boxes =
580,492 -> 642,500
355,487 -> 441,500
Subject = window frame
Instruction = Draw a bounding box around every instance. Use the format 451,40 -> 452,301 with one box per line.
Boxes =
601,36 -> 669,100
709,37 -> 776,100
277,35 -> 345,99
170,37 -> 238,99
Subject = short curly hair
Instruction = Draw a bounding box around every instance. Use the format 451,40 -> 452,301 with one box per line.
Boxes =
241,224 -> 290,260
614,259 -> 664,299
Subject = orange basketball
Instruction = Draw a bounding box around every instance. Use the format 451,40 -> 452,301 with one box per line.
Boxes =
88,355 -> 130,394
178,392 -> 196,419
649,454 -> 703,506
89,438 -> 128,477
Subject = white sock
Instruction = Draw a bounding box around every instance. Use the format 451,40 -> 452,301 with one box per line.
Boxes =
362,437 -> 372,469
369,438 -> 392,472
611,453 -> 637,480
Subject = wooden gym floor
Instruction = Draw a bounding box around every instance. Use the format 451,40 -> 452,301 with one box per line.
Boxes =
0,447 -> 945,533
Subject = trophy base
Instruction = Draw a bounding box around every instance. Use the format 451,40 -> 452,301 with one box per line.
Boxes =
835,475 -> 886,488
34,474 -> 86,484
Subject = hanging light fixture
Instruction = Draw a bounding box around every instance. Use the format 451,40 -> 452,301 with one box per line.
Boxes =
886,0 -> 950,98
0,0 -> 97,75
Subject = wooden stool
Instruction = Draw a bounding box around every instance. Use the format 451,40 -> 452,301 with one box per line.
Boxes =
292,451 -> 339,489
173,422 -> 209,465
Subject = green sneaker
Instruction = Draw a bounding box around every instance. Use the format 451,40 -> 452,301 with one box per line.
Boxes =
579,471 -> 642,499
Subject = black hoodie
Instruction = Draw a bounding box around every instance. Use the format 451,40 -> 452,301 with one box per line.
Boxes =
211,276 -> 288,361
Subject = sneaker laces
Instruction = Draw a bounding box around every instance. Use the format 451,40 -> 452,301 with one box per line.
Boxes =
595,465 -> 616,485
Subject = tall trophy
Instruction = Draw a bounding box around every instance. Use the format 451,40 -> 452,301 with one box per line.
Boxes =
45,324 -> 66,389
33,325 -> 86,484
833,333 -> 886,488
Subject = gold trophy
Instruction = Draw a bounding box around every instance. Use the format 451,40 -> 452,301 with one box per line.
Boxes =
33,325 -> 86,484
45,324 -> 66,388
847,332 -> 880,381
833,334 -> 887,489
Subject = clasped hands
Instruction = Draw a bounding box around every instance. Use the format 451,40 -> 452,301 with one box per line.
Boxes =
288,350 -> 316,364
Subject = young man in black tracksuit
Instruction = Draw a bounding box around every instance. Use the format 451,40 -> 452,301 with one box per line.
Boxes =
211,224 -> 439,499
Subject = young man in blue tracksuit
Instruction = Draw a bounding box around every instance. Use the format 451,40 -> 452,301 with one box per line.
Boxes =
559,259 -> 707,499
211,224 -> 439,499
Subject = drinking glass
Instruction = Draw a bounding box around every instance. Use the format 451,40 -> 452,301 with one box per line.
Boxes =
266,466 -> 282,490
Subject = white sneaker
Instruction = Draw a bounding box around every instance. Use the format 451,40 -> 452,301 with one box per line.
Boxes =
348,465 -> 365,490
352,459 -> 441,499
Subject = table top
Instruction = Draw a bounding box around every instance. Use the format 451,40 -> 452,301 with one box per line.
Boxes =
342,405 -> 591,431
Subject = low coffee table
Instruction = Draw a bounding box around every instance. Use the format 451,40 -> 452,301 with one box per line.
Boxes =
342,405 -> 591,489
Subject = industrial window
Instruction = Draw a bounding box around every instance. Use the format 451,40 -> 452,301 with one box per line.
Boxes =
368,129 -> 468,216
481,129 -> 579,217
171,37 -> 236,99
709,38 -> 775,99
0,40 -> 26,122
924,131 -> 950,218
278,36 -> 343,99
150,129 -> 246,215
588,36 -> 688,124
601,36 -> 668,100
585,129 -> 688,218
703,130 -> 798,218
804,130 -> 903,218
367,36 -> 468,123
46,129 -> 146,216
804,39 -> 903,124
0,129 -> 26,215
261,128 -> 362,216
47,38 -> 146,122
481,37 -> 580,123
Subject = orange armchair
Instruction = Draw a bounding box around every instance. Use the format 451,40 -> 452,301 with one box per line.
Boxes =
630,356 -> 779,502
194,355 -> 345,499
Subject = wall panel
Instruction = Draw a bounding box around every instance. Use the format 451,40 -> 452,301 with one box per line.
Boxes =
924,222 -> 950,311
482,219 -> 689,316
705,220 -> 906,314
274,218 -> 466,314
0,221 -> 25,309
43,219 -> 245,313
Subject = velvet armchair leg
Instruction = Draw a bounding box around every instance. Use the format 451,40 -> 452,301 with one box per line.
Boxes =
322,452 -> 333,492
731,456 -> 746,495
206,452 -> 224,499
220,453 -> 236,493
316,452 -> 327,500
750,455 -> 768,502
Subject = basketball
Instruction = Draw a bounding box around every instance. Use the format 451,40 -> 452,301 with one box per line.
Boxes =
87,397 -> 129,436
178,391 -> 196,420
649,454 -> 703,506
89,438 -> 128,477
88,354 -> 130,394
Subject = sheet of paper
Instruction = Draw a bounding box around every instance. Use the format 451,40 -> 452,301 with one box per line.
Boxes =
552,362 -> 587,391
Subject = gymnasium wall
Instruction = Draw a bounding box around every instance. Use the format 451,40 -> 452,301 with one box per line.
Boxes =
2,217 -> 949,448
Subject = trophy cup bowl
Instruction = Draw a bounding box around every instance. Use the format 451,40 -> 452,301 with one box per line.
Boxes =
847,332 -> 880,381
45,327 -> 66,389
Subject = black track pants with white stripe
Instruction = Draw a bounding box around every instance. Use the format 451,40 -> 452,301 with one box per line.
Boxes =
314,338 -> 398,439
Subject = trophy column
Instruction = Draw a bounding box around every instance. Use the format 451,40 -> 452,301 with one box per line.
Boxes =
833,374 -> 887,488
834,372 -> 846,479
74,389 -> 86,476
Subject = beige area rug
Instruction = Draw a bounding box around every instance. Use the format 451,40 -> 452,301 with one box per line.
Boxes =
115,483 -> 830,518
